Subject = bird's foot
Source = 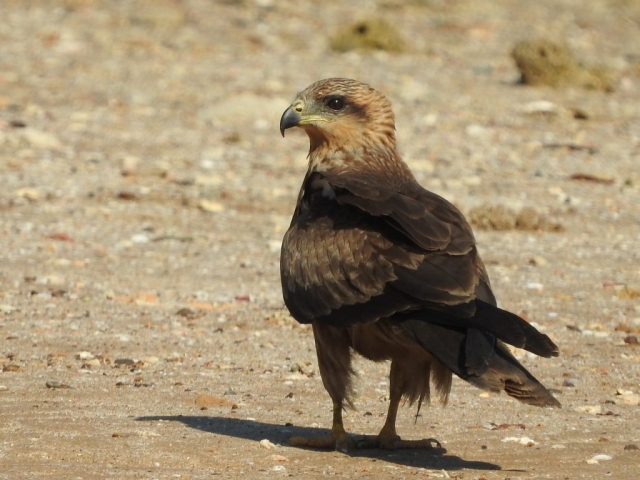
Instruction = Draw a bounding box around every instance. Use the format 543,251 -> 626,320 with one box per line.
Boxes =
357,433 -> 442,450
290,432 -> 357,451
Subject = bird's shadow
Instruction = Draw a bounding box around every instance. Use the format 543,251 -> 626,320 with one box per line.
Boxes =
136,415 -> 501,471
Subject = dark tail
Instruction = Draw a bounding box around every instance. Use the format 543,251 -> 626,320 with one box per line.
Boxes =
395,301 -> 561,408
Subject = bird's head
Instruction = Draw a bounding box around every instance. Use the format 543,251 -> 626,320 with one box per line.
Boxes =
280,78 -> 397,158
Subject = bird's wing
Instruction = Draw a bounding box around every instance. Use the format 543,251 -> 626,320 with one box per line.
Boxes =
281,171 -> 482,327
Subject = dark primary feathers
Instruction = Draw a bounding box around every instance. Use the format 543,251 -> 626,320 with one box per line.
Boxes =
280,78 -> 560,414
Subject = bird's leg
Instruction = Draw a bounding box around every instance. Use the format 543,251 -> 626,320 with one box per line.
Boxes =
289,324 -> 357,451
358,360 -> 441,450
290,398 -> 356,450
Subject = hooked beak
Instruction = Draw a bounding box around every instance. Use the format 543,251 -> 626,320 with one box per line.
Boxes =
279,105 -> 302,137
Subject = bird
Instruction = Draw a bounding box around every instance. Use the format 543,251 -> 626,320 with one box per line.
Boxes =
278,78 -> 560,451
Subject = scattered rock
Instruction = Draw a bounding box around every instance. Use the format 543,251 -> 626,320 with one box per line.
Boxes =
198,200 -> 225,213
114,358 -> 136,367
569,173 -> 615,185
269,454 -> 289,462
496,423 -> 526,430
615,390 -> 640,405
330,18 -> 405,53
194,394 -> 234,408
615,285 -> 640,300
511,38 -> 616,91
529,256 -> 548,267
259,439 -> 277,450
624,444 -> 639,451
520,100 -> 559,115
501,436 -> 536,446
574,405 -> 602,414
15,187 -> 40,201
120,155 -> 141,176
467,205 -> 563,232
131,234 -> 150,244
18,128 -> 63,150
2,364 -> 20,372
586,454 -> 613,464
81,358 -> 101,368
46,232 -> 74,242
45,381 -> 73,389
141,356 -> 160,365
0,304 -> 18,314
176,307 -> 197,318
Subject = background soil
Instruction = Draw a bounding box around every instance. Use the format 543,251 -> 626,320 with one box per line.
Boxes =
1,1 -> 639,478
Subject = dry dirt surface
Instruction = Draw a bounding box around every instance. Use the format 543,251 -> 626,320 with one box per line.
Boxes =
1,1 -> 640,479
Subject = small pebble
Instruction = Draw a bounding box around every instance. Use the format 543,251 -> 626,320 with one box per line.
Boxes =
529,256 -> 548,266
501,436 -> 536,445
616,388 -> 634,395
259,439 -> 277,450
574,405 -> 602,414
20,128 -> 62,150
131,234 -> 150,244
114,358 -> 135,367
618,394 -> 640,405
120,155 -> 140,176
46,381 -> 72,389
0,304 -> 18,313
198,200 -> 225,213
624,335 -> 638,345
269,454 -> 289,462
82,358 -> 101,368
586,454 -> 612,464
521,100 -> 558,114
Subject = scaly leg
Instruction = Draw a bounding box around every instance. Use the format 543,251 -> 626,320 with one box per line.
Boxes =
290,398 -> 356,450
290,324 -> 357,451
359,360 -> 441,450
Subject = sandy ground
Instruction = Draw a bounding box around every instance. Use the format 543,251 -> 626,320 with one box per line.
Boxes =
1,1 -> 639,478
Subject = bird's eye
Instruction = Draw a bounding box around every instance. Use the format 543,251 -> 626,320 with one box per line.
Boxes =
326,97 -> 345,111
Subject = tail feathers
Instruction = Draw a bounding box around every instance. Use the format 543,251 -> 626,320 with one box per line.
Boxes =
406,300 -> 559,358
397,319 -> 560,408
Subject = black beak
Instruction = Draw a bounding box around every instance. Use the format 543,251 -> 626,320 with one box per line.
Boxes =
280,106 -> 301,137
